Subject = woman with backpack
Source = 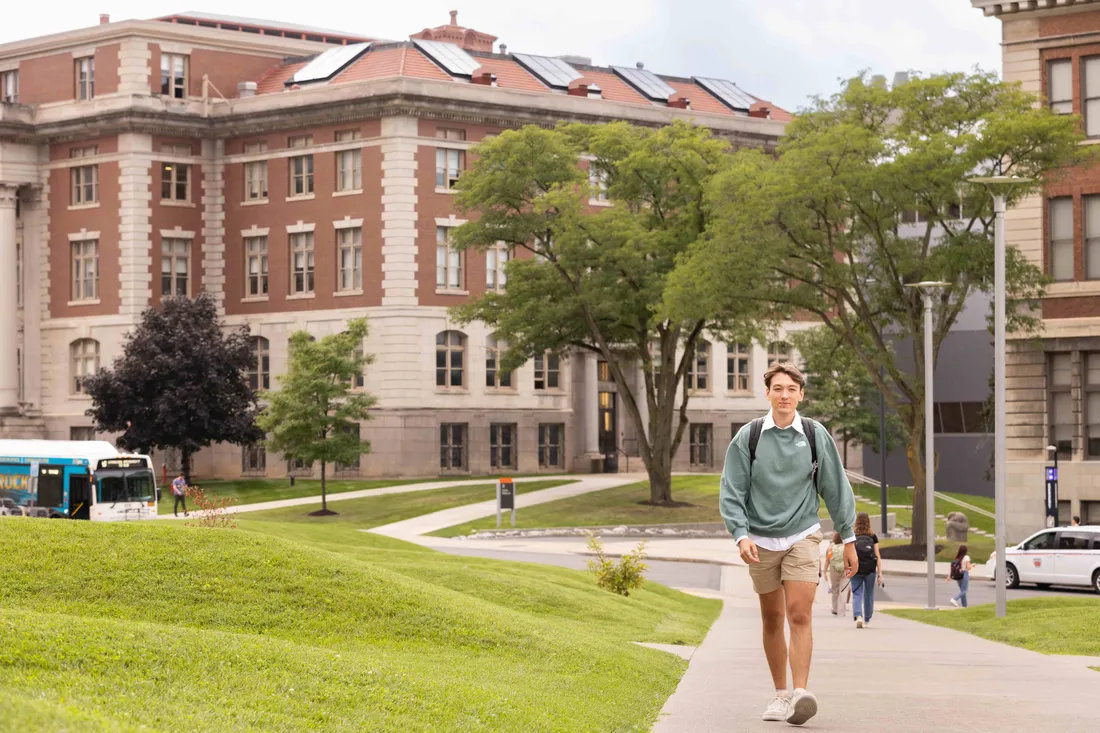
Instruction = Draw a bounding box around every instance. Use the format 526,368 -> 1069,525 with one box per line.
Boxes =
822,532 -> 848,615
947,545 -> 972,608
851,512 -> 883,628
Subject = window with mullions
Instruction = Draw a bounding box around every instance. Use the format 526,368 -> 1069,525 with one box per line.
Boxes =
1048,59 -> 1072,115
727,343 -> 750,392
538,423 -> 564,468
161,53 -> 188,98
767,341 -> 791,366
248,336 -> 269,391
1086,353 -> 1100,458
534,352 -> 560,390
490,423 -> 517,469
440,423 -> 467,470
688,340 -> 710,392
1050,353 -> 1073,459
242,443 -> 266,474
485,335 -> 512,389
436,331 -> 466,389
689,423 -> 713,467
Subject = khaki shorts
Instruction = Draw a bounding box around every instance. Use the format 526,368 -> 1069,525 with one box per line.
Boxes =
747,531 -> 824,595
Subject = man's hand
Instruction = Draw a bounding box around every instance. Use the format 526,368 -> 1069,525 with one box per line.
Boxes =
738,538 -> 760,564
843,542 -> 858,577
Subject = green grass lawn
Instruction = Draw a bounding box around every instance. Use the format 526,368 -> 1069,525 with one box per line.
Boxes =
887,597 -> 1100,658
157,474 -> 566,514
432,475 -> 836,538
241,479 -> 575,526
0,518 -> 720,732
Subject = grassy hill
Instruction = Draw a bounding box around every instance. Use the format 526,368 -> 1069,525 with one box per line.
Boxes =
0,518 -> 719,732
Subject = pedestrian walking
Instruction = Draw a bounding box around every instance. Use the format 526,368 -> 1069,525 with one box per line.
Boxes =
850,512 -> 883,629
1071,515 -> 1081,527
720,362 -> 857,726
171,473 -> 189,517
822,532 -> 847,616
948,545 -> 972,608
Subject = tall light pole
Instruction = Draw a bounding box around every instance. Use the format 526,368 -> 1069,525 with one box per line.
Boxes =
970,175 -> 1032,619
905,280 -> 949,610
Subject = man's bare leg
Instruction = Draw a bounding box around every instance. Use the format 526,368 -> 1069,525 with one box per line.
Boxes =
783,580 -> 817,689
758,587 -> 788,690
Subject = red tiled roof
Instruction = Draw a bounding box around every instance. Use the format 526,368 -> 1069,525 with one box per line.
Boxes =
338,47 -> 405,83
665,79 -> 732,116
470,56 -> 547,93
255,60 -> 309,95
575,68 -> 650,106
401,46 -> 453,81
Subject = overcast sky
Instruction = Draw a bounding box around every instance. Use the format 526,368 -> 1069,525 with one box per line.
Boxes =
1,0 -> 1003,112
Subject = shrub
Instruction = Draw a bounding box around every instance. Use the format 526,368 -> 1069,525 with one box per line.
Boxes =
586,533 -> 648,596
184,485 -> 238,529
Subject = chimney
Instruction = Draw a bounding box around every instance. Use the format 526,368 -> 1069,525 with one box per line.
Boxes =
99,13 -> 110,25
668,96 -> 691,110
450,10 -> 458,25
893,71 -> 910,88
499,43 -> 507,55
749,105 -> 771,119
238,81 -> 257,98
472,72 -> 497,86
636,61 -> 644,70
568,82 -> 589,97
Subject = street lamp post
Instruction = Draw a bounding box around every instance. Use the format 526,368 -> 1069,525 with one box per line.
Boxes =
969,175 -> 1033,619
905,280 -> 949,611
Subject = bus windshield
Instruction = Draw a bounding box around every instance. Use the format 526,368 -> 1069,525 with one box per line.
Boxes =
97,470 -> 156,504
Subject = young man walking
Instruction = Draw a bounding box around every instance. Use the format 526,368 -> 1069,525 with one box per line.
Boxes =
171,473 -> 189,517
720,362 -> 857,726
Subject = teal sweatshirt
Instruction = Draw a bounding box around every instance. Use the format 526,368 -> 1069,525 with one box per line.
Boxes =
719,417 -> 856,542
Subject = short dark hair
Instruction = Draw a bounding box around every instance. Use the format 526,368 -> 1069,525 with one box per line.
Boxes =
1073,515 -> 1081,524
764,361 -> 806,390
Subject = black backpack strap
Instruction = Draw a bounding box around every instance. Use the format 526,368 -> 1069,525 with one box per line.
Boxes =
747,417 -> 765,479
802,417 -> 819,491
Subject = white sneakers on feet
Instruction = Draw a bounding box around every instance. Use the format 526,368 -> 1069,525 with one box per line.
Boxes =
855,616 -> 864,628
761,695 -> 790,722
785,689 -> 819,726
950,598 -> 960,608
862,620 -> 871,628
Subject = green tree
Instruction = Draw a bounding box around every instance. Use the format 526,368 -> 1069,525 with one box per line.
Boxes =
258,319 -> 377,516
449,121 -> 776,504
792,326 -> 905,465
675,71 -> 1087,549
82,293 -> 262,483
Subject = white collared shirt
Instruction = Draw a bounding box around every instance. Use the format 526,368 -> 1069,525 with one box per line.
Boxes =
734,410 -> 853,552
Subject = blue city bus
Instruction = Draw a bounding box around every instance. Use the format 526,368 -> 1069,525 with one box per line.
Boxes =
0,455 -> 94,519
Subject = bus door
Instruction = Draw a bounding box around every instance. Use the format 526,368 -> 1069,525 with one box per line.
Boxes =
68,470 -> 91,520
36,465 -> 66,517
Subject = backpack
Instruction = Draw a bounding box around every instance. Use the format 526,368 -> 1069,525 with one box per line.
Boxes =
949,558 -> 963,581
854,534 -> 877,575
828,544 -> 845,573
748,416 -> 819,491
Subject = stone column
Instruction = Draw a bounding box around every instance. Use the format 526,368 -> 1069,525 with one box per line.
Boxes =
20,186 -> 43,413
0,183 -> 19,414
584,351 -> 600,456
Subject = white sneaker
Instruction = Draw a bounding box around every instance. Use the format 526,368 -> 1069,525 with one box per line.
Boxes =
785,689 -> 819,726
950,598 -> 960,608
855,616 -> 864,628
761,695 -> 790,722
863,620 -> 871,628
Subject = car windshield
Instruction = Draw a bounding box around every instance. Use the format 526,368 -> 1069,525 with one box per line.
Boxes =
97,470 -> 156,504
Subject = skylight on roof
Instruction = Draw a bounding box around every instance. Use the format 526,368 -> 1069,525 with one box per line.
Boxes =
287,42 -> 371,85
611,66 -> 677,102
412,39 -> 481,78
693,77 -> 755,113
512,53 -> 582,90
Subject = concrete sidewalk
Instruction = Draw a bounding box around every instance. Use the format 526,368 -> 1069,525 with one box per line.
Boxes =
159,474 -> 639,519
652,566 -> 1097,732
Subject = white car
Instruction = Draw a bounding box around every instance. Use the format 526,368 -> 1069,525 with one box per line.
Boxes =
988,526 -> 1100,593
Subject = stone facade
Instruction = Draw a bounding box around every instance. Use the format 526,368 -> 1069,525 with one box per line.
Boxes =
975,0 -> 1100,538
0,13 -> 806,480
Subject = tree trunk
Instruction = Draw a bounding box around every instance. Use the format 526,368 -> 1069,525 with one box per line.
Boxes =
842,438 -> 849,468
182,448 -> 192,487
646,434 -> 673,504
905,430 -> 928,549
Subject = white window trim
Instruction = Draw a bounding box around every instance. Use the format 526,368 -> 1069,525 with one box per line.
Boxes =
68,230 -> 100,242
241,226 -> 271,238
159,228 -> 196,239
333,217 -> 365,230
286,193 -> 316,202
285,221 -> 316,234
435,216 -> 469,227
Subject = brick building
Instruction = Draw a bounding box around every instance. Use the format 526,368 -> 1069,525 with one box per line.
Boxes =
973,0 -> 1100,536
0,11 -> 800,479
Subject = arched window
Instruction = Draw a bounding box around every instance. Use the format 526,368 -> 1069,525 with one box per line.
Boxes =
436,331 -> 466,388
767,341 -> 791,367
70,338 -> 99,394
248,336 -> 270,391
486,335 -> 512,389
688,340 -> 711,392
